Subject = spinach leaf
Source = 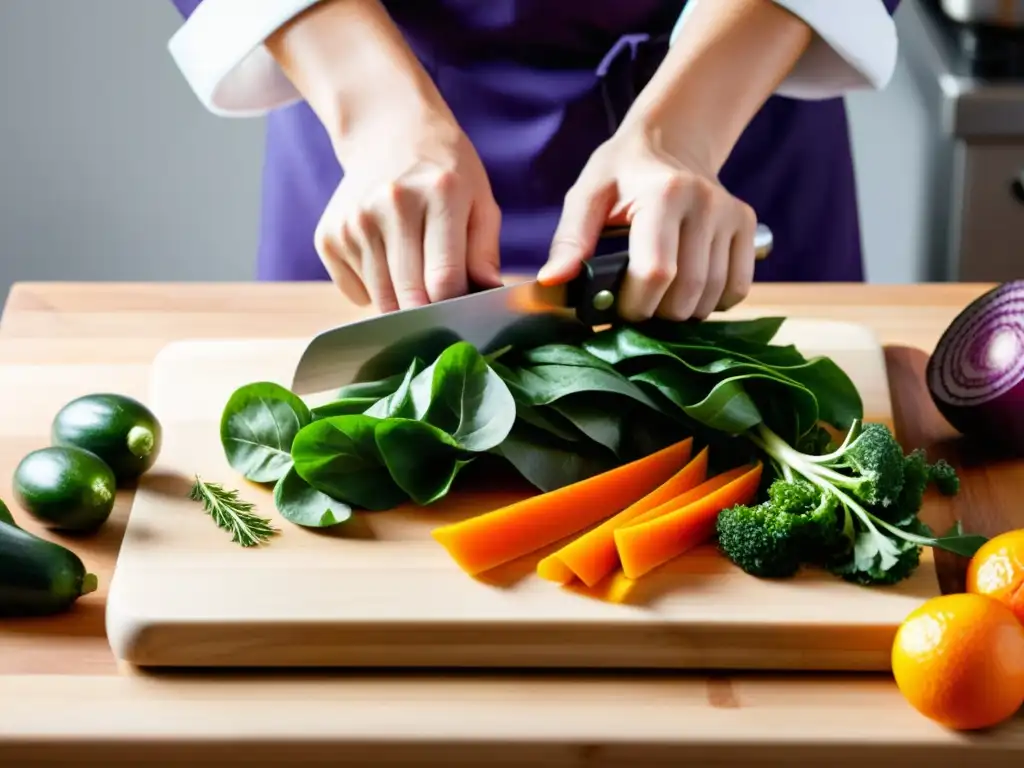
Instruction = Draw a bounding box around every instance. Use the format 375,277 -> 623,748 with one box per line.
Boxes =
549,393 -> 627,456
334,359 -> 424,400
273,467 -> 353,528
291,415 -> 407,511
631,367 -> 764,435
633,317 -> 785,347
492,420 -> 616,492
310,397 -> 376,420
375,419 -> 474,505
364,358 -> 422,419
412,341 -> 516,452
771,356 -> 863,430
501,358 -> 663,412
220,382 -> 311,483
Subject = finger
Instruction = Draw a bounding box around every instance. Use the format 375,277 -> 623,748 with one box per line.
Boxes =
352,213 -> 399,313
718,206 -> 757,311
465,197 -> 503,290
618,193 -> 680,322
316,227 -> 371,306
422,174 -> 471,302
379,185 -> 429,310
691,231 -> 732,320
654,189 -> 714,321
538,180 -> 616,285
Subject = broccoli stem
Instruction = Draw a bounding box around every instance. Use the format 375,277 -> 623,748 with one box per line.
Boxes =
749,423 -> 921,550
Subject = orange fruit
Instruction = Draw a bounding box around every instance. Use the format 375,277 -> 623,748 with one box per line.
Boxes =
966,529 -> 1024,624
891,593 -> 1024,731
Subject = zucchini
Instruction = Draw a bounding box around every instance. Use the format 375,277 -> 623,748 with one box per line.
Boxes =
12,446 -> 117,532
51,393 -> 162,483
0,499 -> 98,617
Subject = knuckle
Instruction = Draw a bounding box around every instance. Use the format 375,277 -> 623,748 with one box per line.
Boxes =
659,174 -> 688,204
431,169 -> 460,198
424,263 -> 465,301
636,261 -> 677,287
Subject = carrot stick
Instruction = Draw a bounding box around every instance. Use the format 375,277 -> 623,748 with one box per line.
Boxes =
614,462 -> 763,580
431,439 -> 694,576
536,444 -> 707,587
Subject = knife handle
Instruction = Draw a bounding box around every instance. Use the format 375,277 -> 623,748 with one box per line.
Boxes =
569,222 -> 773,326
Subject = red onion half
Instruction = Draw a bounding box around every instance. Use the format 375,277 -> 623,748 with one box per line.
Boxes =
926,281 -> 1024,452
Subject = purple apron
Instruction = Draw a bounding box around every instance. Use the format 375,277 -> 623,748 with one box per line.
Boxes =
171,1 -> 901,283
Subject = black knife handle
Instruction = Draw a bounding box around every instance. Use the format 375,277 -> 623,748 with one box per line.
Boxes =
564,222 -> 773,325
566,226 -> 630,326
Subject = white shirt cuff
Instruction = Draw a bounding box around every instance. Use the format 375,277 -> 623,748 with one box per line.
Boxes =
168,0 -> 319,117
670,0 -> 899,100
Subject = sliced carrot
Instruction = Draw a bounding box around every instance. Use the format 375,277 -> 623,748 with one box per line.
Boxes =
536,444 -> 707,587
614,462 -> 763,580
431,439 -> 694,576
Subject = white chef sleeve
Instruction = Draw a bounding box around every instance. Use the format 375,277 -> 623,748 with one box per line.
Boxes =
168,0 -> 899,117
168,0 -> 323,116
670,0 -> 899,100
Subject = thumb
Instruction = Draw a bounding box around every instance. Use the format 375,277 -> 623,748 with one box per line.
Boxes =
466,199 -> 504,289
538,183 -> 615,286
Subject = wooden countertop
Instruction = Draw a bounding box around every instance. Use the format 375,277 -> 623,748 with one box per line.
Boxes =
1,281 -> 1023,766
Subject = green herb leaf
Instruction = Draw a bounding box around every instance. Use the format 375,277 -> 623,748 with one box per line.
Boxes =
291,415 -> 408,511
375,419 -> 473,505
220,382 -> 311,483
188,475 -> 278,547
273,467 -> 352,528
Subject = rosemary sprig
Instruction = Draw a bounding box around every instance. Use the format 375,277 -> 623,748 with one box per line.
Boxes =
188,475 -> 279,547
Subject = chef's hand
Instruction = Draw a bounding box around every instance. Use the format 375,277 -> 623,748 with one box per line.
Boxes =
538,126 -> 757,323
316,118 -> 503,312
264,0 -> 503,312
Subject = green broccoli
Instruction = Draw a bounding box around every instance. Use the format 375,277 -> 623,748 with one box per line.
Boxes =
715,419 -> 986,586
930,459 -> 960,496
717,479 -> 841,578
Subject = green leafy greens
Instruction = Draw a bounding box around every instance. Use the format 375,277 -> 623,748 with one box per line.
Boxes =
216,314 -> 983,585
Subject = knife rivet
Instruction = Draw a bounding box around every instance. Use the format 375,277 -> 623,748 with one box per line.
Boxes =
592,290 -> 615,312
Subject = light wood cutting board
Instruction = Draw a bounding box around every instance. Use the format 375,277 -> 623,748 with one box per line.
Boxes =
105,319 -> 941,671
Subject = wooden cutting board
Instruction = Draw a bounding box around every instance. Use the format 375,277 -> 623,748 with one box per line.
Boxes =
105,319 -> 942,671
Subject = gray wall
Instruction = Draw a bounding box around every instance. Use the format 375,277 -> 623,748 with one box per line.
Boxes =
0,0 -> 929,301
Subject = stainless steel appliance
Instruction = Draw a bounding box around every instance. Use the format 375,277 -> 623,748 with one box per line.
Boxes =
940,0 -> 1024,26
900,0 -> 1024,281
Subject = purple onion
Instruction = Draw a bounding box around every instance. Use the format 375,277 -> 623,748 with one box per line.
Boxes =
926,281 -> 1024,452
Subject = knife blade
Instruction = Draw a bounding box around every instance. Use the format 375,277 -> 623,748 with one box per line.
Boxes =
291,223 -> 773,395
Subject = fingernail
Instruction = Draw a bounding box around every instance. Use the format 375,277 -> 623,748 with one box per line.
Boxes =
538,247 -> 575,283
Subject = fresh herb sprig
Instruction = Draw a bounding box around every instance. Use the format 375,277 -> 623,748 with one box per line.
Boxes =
188,475 -> 278,547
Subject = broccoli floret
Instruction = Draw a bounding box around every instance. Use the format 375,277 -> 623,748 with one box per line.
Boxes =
717,479 -> 844,578
892,449 -> 931,521
741,419 -> 977,586
930,459 -> 960,496
717,502 -> 809,578
805,421 -> 906,508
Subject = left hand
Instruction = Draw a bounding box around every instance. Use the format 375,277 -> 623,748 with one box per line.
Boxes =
538,124 -> 759,322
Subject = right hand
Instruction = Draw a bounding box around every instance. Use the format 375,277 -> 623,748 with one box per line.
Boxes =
316,114 -> 504,312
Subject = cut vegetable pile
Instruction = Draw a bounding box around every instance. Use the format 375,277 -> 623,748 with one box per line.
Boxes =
219,314 -> 990,590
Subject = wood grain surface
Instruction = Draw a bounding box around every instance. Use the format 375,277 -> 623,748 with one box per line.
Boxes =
0,281 -> 1022,765
105,320 -> 942,672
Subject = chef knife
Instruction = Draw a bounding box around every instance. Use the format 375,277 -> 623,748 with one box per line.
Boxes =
291,223 -> 773,395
